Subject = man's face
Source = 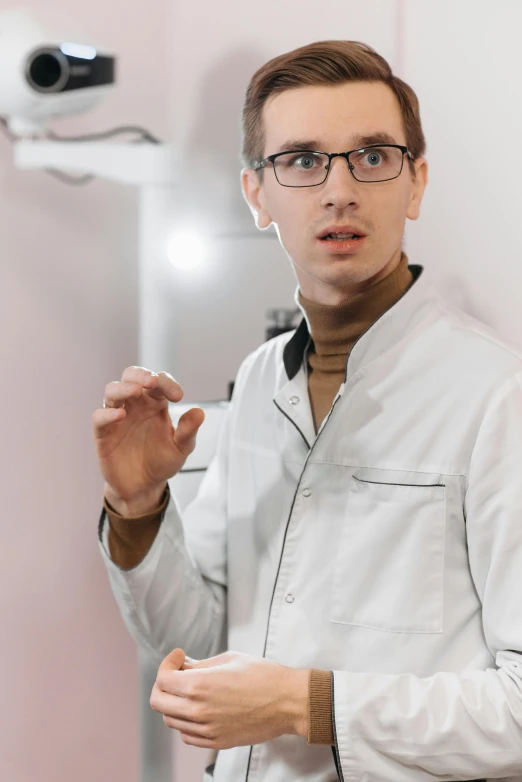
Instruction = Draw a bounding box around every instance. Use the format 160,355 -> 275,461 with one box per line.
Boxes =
242,81 -> 428,304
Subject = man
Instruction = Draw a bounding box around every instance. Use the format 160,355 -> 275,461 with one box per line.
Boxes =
93,40 -> 522,782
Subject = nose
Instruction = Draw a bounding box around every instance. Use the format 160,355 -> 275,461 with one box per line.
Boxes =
319,154 -> 360,211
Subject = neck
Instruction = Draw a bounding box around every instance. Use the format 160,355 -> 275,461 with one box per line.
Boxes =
297,251 -> 413,358
295,246 -> 403,306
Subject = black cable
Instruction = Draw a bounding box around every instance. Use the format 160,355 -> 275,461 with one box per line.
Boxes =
44,168 -> 95,186
0,116 -> 162,186
45,125 -> 161,144
0,116 -> 18,142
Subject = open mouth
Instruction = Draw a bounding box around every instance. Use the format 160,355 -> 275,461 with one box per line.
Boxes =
321,232 -> 362,241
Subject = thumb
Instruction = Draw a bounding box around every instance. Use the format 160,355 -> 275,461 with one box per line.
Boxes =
158,647 -> 186,673
174,407 -> 205,453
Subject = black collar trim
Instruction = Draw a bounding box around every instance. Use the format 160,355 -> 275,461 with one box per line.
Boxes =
282,264 -> 423,381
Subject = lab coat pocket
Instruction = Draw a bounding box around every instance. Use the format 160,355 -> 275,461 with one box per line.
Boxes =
330,473 -> 446,633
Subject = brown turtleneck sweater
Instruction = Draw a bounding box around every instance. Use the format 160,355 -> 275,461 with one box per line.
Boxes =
104,251 -> 414,746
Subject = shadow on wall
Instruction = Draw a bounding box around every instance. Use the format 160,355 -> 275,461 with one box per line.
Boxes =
174,47 -> 275,237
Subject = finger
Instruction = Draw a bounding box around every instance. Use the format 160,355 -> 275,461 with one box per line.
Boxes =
103,380 -> 147,408
150,685 -> 202,720
181,652 -> 231,670
163,715 -> 214,740
120,366 -> 160,385
182,656 -> 200,669
158,647 -> 186,673
121,367 -> 183,404
179,731 -> 216,749
92,406 -> 126,431
102,373 -> 178,412
174,408 -> 206,454
145,371 -> 184,403
155,666 -> 207,698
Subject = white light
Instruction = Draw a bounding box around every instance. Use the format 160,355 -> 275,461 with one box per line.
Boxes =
60,42 -> 97,60
167,232 -> 207,270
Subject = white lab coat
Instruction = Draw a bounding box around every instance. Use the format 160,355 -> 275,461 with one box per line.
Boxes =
98,263 -> 522,782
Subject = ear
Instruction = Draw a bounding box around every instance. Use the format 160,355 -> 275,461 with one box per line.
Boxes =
241,167 -> 273,230
406,156 -> 428,221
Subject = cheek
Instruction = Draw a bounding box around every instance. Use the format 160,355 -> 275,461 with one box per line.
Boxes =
373,188 -> 411,231
278,219 -> 309,258
266,190 -> 314,240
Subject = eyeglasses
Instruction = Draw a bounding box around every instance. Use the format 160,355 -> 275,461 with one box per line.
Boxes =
253,144 -> 414,187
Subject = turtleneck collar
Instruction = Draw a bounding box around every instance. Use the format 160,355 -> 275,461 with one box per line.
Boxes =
295,252 -> 414,376
297,252 -> 413,361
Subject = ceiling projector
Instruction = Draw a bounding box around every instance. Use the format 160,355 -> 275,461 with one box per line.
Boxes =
0,7 -> 116,135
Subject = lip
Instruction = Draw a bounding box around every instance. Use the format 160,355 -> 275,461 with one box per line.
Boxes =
317,224 -> 368,240
318,235 -> 367,254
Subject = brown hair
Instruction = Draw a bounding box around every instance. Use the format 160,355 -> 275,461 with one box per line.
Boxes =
241,40 -> 425,174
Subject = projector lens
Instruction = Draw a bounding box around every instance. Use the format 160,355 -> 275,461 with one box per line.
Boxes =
27,51 -> 66,91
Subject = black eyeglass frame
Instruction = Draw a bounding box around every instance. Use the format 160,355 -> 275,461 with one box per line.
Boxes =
252,144 -> 415,187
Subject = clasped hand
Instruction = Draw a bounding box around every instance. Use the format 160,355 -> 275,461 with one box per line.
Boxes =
149,648 -> 309,749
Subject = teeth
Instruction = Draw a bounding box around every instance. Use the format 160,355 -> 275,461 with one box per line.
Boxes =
325,233 -> 358,240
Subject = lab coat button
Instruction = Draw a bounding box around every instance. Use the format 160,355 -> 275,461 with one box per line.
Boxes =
285,594 -> 295,603
302,488 -> 311,497
289,396 -> 300,405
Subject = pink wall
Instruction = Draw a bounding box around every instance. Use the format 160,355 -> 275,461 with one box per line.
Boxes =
0,1 -> 171,780
0,2 -> 400,780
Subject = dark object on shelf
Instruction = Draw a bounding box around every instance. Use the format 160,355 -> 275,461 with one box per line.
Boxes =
265,307 -> 301,341
227,307 -> 301,401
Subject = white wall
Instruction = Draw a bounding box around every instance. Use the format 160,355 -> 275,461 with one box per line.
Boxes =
403,0 -> 522,345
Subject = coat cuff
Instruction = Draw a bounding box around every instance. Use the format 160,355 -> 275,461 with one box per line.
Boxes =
307,668 -> 334,744
104,483 -> 170,570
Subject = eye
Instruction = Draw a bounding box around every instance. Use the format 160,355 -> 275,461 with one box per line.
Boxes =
362,148 -> 388,166
289,152 -> 322,170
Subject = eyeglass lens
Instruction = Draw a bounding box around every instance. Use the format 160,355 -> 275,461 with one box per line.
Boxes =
273,146 -> 404,186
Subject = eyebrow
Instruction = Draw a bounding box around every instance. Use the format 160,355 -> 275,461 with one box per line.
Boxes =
275,132 -> 399,154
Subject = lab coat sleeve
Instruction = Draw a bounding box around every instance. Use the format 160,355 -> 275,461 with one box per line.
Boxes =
332,370 -> 522,782
97,355 -> 251,664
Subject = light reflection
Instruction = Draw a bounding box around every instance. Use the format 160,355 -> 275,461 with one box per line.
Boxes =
167,232 -> 207,270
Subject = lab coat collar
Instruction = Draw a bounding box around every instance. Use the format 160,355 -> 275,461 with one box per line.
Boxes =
283,264 -> 433,382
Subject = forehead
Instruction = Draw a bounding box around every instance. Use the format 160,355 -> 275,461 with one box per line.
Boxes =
261,81 -> 405,153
